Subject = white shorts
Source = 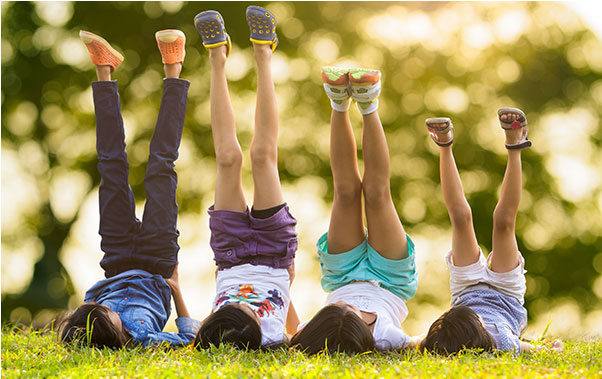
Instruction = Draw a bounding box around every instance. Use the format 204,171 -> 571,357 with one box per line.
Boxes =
447,250 -> 527,305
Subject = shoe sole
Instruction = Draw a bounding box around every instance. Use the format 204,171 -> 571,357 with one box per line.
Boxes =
349,68 -> 380,86
79,31 -> 124,62
194,11 -> 228,47
156,29 -> 186,43
322,66 -> 349,86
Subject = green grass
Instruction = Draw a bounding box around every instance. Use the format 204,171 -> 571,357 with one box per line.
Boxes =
2,327 -> 601,378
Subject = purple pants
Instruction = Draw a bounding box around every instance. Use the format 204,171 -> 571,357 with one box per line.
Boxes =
208,204 -> 297,270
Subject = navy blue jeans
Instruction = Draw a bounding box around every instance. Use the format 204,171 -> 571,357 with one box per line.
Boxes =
92,78 -> 190,278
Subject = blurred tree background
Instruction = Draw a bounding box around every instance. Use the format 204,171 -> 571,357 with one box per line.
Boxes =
2,2 -> 601,338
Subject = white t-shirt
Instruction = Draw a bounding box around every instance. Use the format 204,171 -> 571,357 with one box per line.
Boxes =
326,281 -> 410,350
214,264 -> 290,346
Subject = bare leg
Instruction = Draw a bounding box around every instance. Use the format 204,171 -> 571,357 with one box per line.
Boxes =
361,112 -> 408,260
250,44 -> 284,210
96,65 -> 111,81
209,45 -> 246,211
435,125 -> 480,266
164,62 -> 182,79
327,110 -> 365,254
491,112 -> 524,272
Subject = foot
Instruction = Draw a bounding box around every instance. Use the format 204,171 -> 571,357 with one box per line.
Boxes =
79,30 -> 124,72
321,66 -> 351,112
500,112 -> 523,145
155,29 -> 186,65
194,10 -> 231,58
498,107 -> 531,150
246,5 -> 278,51
426,117 -> 454,147
348,68 -> 381,115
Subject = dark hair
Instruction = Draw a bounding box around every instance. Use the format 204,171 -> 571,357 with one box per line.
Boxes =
289,304 -> 375,355
195,304 -> 262,350
420,305 -> 495,355
59,303 -> 129,349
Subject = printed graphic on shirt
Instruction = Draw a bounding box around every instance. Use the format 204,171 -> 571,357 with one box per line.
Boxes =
215,284 -> 284,318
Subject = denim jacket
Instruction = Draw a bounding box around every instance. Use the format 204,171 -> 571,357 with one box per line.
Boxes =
84,269 -> 200,347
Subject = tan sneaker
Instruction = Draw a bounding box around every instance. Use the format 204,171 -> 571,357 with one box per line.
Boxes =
155,29 -> 186,65
79,30 -> 124,72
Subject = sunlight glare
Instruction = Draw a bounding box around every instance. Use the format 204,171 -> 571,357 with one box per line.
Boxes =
545,155 -> 601,203
462,23 -> 494,49
49,169 -> 92,222
494,10 -> 529,43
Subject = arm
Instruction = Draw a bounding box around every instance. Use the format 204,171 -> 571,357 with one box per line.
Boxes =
139,265 -> 200,347
165,264 -> 190,318
285,262 -> 300,334
405,335 -> 424,349
141,318 -> 201,347
286,300 -> 300,335
520,340 -> 535,352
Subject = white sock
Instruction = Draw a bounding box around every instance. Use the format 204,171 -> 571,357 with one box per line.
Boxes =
356,99 -> 379,115
351,81 -> 380,115
323,83 -> 351,112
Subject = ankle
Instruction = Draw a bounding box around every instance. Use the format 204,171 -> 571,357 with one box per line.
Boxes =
253,43 -> 272,59
95,65 -> 112,81
164,63 -> 182,78
209,46 -> 228,64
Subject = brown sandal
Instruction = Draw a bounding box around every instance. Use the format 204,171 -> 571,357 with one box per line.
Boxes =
426,117 -> 454,147
498,107 -> 532,150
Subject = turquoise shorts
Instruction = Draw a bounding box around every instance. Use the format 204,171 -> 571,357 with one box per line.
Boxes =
317,232 -> 418,301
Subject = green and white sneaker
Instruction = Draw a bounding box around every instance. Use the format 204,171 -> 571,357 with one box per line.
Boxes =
321,66 -> 351,112
349,68 -> 381,115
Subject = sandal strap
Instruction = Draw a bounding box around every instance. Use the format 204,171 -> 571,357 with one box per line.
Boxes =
426,117 -> 454,146
505,131 -> 532,150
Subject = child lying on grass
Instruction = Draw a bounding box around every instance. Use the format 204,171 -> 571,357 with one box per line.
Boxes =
59,29 -> 199,348
290,67 -> 421,354
421,109 -> 562,354
192,6 -> 299,350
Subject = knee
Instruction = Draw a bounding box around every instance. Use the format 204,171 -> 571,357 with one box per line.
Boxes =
334,181 -> 363,205
493,207 -> 516,232
448,204 -> 473,227
362,183 -> 391,207
215,147 -> 243,170
250,144 -> 277,167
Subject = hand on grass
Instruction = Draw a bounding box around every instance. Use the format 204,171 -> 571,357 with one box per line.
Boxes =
407,335 -> 424,349
536,339 -> 563,352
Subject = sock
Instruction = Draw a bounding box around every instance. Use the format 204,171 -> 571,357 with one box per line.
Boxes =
351,81 -> 380,115
351,81 -> 380,114
356,99 -> 379,115
323,83 -> 351,112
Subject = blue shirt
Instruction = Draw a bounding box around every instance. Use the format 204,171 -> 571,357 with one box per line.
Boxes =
84,269 -> 200,347
453,284 -> 527,354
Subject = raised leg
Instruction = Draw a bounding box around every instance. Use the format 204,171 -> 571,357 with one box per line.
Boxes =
435,125 -> 480,266
209,45 -> 246,212
326,110 -> 365,254
93,66 -> 140,278
361,112 -> 408,260
249,44 -> 284,211
136,63 -> 189,277
490,112 -> 524,272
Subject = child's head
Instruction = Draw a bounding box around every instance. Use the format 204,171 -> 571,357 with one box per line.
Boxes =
420,305 -> 495,354
195,303 -> 262,350
290,303 -> 375,355
59,303 -> 129,348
